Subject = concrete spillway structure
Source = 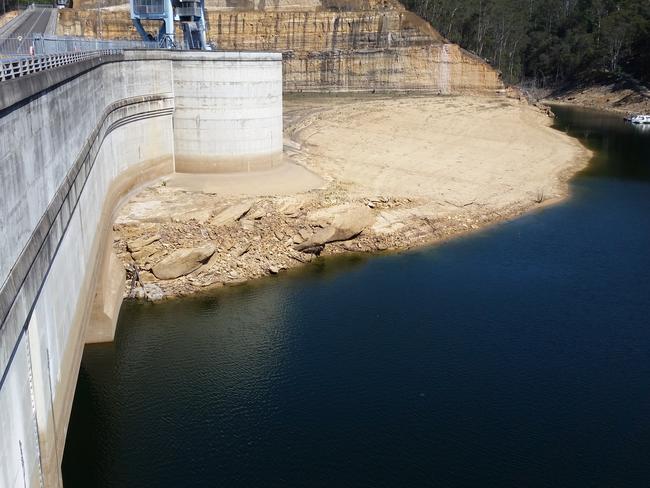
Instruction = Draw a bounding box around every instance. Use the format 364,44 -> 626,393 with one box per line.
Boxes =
0,50 -> 282,487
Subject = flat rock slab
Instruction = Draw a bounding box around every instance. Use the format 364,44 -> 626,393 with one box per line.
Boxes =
115,191 -> 219,224
306,203 -> 370,226
127,235 -> 160,253
152,244 -> 216,280
212,202 -> 252,226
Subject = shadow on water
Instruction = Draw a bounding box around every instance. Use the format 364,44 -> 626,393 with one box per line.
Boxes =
63,106 -> 650,487
550,104 -> 650,181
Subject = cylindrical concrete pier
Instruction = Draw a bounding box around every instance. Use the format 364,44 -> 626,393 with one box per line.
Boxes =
127,50 -> 284,173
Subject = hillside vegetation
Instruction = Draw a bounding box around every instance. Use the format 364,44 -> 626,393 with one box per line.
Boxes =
402,0 -> 650,86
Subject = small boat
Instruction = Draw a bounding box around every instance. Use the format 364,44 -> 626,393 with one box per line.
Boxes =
624,114 -> 650,124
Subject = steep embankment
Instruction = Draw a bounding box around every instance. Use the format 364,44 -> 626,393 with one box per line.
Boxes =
56,0 -> 503,92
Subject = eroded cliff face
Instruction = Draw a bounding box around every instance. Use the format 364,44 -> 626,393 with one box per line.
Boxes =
283,45 -> 501,92
57,0 -> 503,92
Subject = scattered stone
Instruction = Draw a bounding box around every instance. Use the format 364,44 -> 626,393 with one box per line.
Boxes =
240,220 -> 256,231
212,202 -> 252,226
341,241 -> 360,251
143,283 -> 164,301
248,207 -> 266,220
292,234 -> 303,244
300,245 -> 324,255
282,203 -> 302,215
535,102 -> 555,118
127,235 -> 160,253
152,244 -> 216,280
230,242 -> 251,257
131,245 -> 158,262
289,251 -> 313,263
172,208 -> 213,223
139,270 -> 157,282
268,265 -> 280,274
282,202 -> 303,218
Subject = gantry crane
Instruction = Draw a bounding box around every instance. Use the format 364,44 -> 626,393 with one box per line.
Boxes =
130,0 -> 208,49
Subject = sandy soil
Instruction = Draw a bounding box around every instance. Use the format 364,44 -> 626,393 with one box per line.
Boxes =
114,95 -> 591,299
165,161 -> 323,196
286,95 -> 586,224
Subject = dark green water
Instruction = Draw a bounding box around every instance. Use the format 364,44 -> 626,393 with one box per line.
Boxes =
63,107 -> 650,487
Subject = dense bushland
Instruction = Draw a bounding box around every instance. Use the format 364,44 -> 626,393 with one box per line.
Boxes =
402,0 -> 650,86
1,0 -> 37,16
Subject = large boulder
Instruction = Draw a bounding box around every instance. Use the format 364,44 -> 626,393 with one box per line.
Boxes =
295,205 -> 374,251
152,244 -> 216,280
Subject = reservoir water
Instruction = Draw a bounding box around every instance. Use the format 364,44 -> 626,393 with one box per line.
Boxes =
63,106 -> 650,487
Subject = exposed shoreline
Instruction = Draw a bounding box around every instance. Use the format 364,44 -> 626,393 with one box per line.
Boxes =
541,84 -> 650,116
543,99 -> 639,116
113,95 -> 592,300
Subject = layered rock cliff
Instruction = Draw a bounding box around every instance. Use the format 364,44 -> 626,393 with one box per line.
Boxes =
57,0 -> 503,92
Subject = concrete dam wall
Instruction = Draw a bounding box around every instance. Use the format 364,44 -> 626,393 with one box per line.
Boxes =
0,50 -> 281,487
56,0 -> 503,93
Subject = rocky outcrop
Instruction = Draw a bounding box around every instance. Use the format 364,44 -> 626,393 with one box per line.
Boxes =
212,202 -> 252,225
283,44 -> 500,92
57,0 -> 502,93
127,235 -> 161,252
111,90 -> 588,300
295,204 -> 374,250
151,244 -> 216,279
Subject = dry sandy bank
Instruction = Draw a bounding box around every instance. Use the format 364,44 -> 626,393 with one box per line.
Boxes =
114,95 -> 591,299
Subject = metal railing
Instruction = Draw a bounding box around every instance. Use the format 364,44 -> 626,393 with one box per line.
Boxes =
0,30 -> 215,81
0,35 -> 158,57
0,33 -> 164,81
0,49 -> 119,81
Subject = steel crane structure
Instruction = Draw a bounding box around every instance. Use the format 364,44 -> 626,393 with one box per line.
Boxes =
130,0 -> 208,49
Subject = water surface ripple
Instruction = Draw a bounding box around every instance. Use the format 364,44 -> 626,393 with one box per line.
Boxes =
63,107 -> 650,487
